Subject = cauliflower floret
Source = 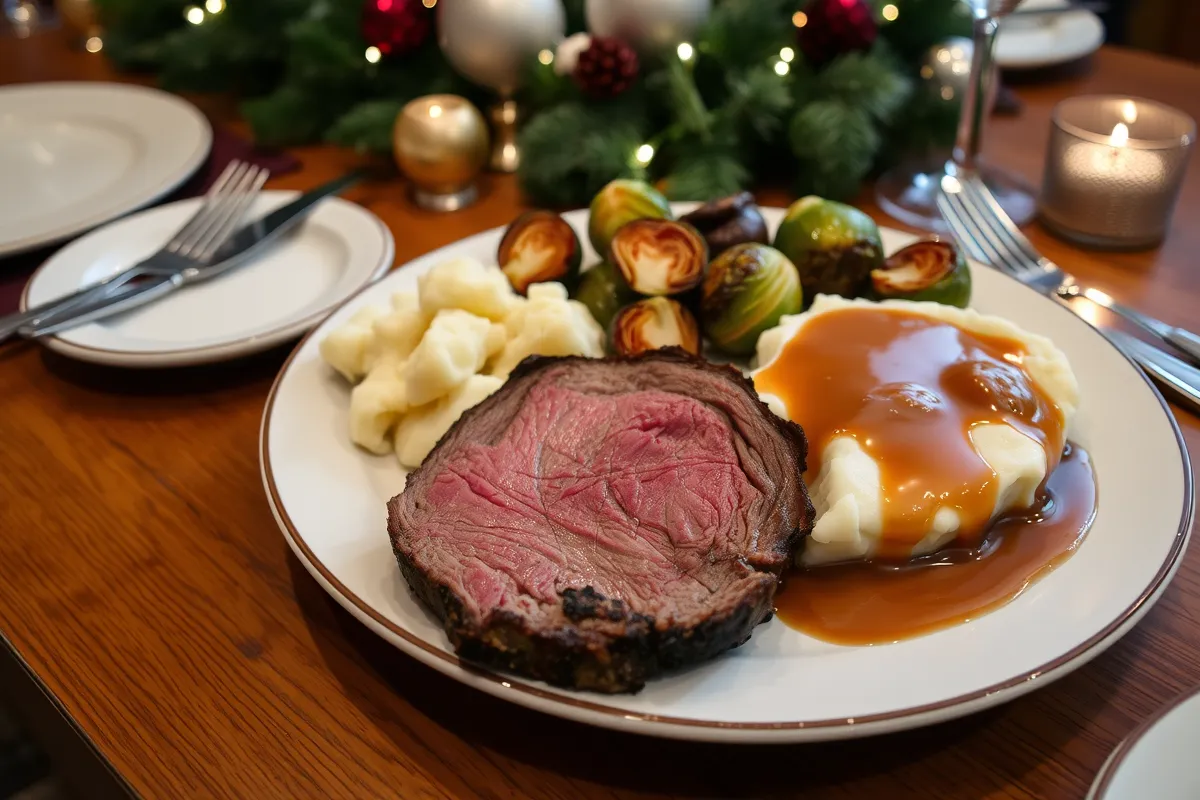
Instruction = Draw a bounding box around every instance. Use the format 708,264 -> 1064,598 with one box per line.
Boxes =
394,374 -> 505,468
418,256 -> 518,322
319,304 -> 387,383
489,282 -> 604,377
365,290 -> 429,372
405,309 -> 506,406
348,358 -> 410,454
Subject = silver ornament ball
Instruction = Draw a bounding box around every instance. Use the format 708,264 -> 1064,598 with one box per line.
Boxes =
920,36 -> 999,112
585,0 -> 711,54
438,0 -> 566,97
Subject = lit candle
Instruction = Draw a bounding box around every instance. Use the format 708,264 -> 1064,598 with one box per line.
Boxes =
1039,96 -> 1194,249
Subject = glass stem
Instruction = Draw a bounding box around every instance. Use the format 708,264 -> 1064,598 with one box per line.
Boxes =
952,11 -> 999,172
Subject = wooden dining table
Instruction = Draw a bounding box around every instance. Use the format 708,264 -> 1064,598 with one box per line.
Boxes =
1,26 -> 1198,800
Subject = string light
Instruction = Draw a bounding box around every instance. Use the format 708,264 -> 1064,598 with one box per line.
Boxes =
184,6 -> 204,24
676,42 -> 694,62
204,0 -> 224,13
774,60 -> 790,76
84,36 -> 103,53
779,46 -> 795,63
421,0 -> 437,6
537,49 -> 554,66
365,46 -> 382,63
635,144 -> 655,165
792,11 -> 808,27
429,104 -> 443,118
881,4 -> 899,21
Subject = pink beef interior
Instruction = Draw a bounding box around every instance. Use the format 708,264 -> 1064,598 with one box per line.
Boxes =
403,382 -> 769,630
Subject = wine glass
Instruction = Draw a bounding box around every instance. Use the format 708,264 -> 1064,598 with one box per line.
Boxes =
875,0 -> 1037,232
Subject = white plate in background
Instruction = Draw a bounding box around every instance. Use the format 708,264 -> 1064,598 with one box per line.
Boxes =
997,0 -> 1106,70
0,82 -> 212,257
261,206 -> 1191,743
1089,687 -> 1200,799
22,191 -> 394,367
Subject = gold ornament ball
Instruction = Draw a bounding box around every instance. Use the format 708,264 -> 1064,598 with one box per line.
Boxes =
393,95 -> 490,212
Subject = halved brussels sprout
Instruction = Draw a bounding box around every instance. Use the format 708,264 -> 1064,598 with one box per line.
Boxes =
679,191 -> 769,256
772,196 -> 884,301
587,179 -> 673,256
610,297 -> 701,357
609,219 -> 708,296
497,210 -> 582,295
869,239 -> 971,308
572,260 -> 637,330
700,243 -> 802,355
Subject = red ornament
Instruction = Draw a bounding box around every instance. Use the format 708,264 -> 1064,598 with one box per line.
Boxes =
796,0 -> 878,68
361,0 -> 432,58
573,36 -> 640,99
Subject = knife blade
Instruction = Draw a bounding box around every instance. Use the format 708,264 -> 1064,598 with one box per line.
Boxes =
1107,330 -> 1200,416
1074,286 -> 1200,366
20,171 -> 362,337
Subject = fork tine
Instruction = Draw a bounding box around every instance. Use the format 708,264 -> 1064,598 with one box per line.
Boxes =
937,193 -> 990,264
170,161 -> 252,258
946,180 -> 1031,276
185,166 -> 268,262
938,184 -> 1015,271
961,177 -> 1045,267
163,160 -> 246,251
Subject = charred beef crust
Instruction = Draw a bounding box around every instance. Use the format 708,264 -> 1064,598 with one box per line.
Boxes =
388,348 -> 815,693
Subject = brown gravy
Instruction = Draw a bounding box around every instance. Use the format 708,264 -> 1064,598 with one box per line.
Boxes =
775,444 -> 1096,645
752,306 -> 1096,645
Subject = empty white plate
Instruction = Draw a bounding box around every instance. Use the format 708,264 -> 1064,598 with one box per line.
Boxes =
0,82 -> 212,257
997,0 -> 1106,70
1089,687 -> 1200,799
21,191 -> 394,367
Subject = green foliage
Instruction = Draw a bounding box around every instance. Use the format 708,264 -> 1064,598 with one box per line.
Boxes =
96,0 -> 964,207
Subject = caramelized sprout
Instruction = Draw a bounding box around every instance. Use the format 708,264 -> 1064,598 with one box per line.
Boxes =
700,243 -> 802,355
772,196 -> 884,301
611,297 -> 702,357
609,219 -> 708,296
679,191 -> 769,256
572,260 -> 637,330
869,239 -> 972,308
497,211 -> 582,295
587,179 -> 673,256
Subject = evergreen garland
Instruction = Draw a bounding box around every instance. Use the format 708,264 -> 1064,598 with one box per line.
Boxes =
93,0 -> 969,207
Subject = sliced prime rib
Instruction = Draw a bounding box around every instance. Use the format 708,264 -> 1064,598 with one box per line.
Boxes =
387,348 -> 814,693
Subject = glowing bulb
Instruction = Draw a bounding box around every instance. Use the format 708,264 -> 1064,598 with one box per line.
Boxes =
204,0 -> 224,13
774,60 -> 789,76
1110,122 -> 1130,147
364,46 -> 382,64
185,6 -> 204,24
1122,101 -> 1139,124
677,42 -> 694,61
792,11 -> 808,27
422,0 -> 437,6
881,4 -> 899,21
779,46 -> 795,63
940,86 -> 954,100
84,36 -> 103,53
429,104 -> 443,118
537,49 -> 554,65
635,144 -> 655,165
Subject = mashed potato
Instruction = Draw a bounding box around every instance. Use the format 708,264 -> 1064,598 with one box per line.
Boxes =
753,294 -> 1080,566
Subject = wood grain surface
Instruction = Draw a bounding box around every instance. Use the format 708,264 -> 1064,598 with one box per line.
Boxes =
1,30 -> 1198,800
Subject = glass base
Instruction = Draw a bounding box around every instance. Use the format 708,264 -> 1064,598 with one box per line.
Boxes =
876,154 -> 1038,233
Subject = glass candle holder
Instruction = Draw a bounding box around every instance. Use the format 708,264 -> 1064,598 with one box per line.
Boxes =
1039,96 -> 1195,249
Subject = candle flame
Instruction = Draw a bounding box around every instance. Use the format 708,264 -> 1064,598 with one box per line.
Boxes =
1110,122 -> 1129,148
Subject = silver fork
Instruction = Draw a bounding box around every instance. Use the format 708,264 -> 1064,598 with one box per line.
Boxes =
938,173 -> 1200,364
0,160 -> 269,342
939,172 -> 1200,415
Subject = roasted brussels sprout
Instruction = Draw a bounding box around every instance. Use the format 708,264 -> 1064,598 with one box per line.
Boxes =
609,219 -> 708,296
572,260 -> 637,330
679,191 -> 769,256
869,239 -> 972,308
610,297 -> 702,357
700,243 -> 803,355
772,196 -> 884,301
497,210 -> 582,294
587,179 -> 673,256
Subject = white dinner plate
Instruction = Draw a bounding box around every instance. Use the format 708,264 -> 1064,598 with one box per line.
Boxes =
1088,687 -> 1200,799
0,82 -> 212,258
260,206 -> 1193,744
997,0 -> 1106,70
22,191 -> 394,368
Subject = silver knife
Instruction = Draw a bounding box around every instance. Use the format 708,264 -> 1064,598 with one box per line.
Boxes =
20,171 -> 362,338
1071,286 -> 1200,366
1108,330 -> 1200,416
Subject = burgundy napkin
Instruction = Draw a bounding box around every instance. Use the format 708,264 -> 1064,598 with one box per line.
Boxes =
0,124 -> 300,315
